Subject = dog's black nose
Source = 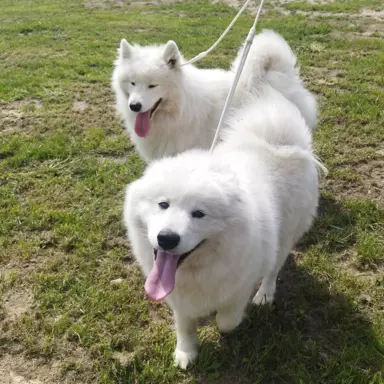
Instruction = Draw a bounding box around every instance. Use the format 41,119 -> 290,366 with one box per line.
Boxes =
129,102 -> 142,112
157,230 -> 180,250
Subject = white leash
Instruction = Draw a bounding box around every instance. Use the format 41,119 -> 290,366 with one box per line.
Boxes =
178,1 -> 325,175
181,0 -> 253,67
179,0 -> 266,151
210,0 -> 265,152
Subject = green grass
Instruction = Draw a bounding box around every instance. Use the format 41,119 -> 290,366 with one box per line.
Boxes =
284,0 -> 383,13
1,0 -> 383,383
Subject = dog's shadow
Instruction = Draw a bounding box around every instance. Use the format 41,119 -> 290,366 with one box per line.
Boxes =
194,195 -> 383,382
196,257 -> 382,383
297,193 -> 357,254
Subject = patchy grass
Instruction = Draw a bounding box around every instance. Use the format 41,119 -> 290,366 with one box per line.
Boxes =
284,0 -> 383,13
0,0 -> 383,383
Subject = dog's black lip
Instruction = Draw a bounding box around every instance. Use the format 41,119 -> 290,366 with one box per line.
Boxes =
150,98 -> 162,119
153,240 -> 206,268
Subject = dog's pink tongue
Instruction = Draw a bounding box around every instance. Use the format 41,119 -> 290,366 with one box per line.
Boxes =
145,251 -> 181,301
134,110 -> 151,138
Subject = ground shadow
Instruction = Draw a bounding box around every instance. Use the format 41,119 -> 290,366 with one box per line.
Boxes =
195,255 -> 383,383
296,193 -> 357,254
114,194 -> 383,383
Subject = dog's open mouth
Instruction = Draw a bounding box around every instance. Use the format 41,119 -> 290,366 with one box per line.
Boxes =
145,240 -> 206,302
134,98 -> 162,138
150,98 -> 162,119
153,239 -> 205,268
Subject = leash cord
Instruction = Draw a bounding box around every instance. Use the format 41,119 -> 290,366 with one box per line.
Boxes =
181,0 -> 252,67
210,0 -> 265,152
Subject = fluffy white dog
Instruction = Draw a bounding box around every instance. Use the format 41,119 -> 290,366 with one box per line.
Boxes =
124,88 -> 324,369
112,30 -> 317,161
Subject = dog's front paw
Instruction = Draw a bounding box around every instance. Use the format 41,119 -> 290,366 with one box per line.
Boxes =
174,348 -> 198,370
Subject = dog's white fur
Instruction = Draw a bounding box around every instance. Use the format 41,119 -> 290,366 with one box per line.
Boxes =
112,30 -> 317,161
124,88 -> 322,369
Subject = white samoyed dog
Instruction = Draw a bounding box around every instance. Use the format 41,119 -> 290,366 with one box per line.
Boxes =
124,88 -> 325,369
112,30 -> 317,161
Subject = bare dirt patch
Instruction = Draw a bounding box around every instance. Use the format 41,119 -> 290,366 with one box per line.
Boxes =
293,9 -> 384,19
214,0 -> 299,6
3,290 -> 33,318
212,0 -> 262,13
360,8 -> 384,20
326,159 -> 384,203
331,30 -> 383,41
112,351 -> 136,367
363,23 -> 384,37
0,354 -> 61,384
84,0 -> 180,7
131,0 -> 180,4
307,0 -> 336,4
0,99 -> 43,134
214,0 -> 340,15
0,109 -> 23,131
356,160 -> 384,201
84,0 -> 123,8
97,154 -> 131,164
82,0 -> 384,19
72,100 -> 88,112
308,66 -> 345,88
5,100 -> 43,110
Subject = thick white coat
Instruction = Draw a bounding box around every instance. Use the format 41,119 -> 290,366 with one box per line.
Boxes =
112,30 -> 317,161
124,88 -> 322,369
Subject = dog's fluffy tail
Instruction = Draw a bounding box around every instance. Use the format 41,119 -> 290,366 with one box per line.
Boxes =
232,29 -> 317,130
265,142 -> 328,177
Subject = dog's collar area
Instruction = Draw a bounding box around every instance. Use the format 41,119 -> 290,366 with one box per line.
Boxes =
153,239 -> 206,268
150,98 -> 162,119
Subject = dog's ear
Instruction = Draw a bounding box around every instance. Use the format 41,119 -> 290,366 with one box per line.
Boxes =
119,39 -> 133,60
163,40 -> 180,69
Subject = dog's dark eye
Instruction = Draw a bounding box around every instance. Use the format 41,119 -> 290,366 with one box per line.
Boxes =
131,82 -> 135,86
148,84 -> 158,89
192,210 -> 205,219
159,201 -> 169,209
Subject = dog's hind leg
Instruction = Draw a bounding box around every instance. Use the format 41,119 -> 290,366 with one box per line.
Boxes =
253,241 -> 292,305
252,271 -> 277,305
216,298 -> 248,333
173,312 -> 199,370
